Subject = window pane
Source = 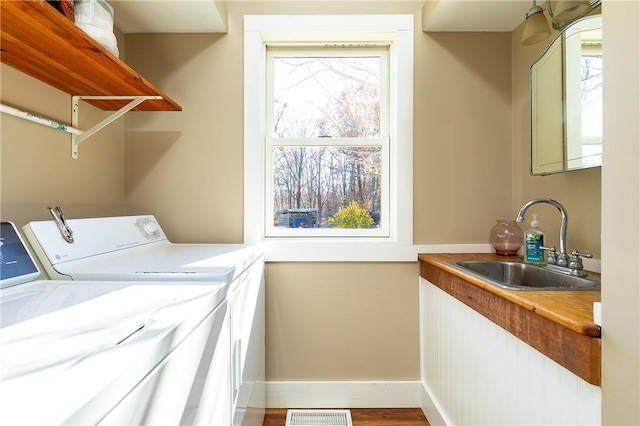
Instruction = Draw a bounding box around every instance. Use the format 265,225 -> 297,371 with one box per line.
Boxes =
272,55 -> 381,138
272,146 -> 382,229
580,55 -> 603,167
580,55 -> 603,138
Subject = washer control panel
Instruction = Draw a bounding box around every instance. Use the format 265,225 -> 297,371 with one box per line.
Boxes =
23,215 -> 167,264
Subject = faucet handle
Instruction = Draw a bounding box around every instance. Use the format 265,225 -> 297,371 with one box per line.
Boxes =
571,249 -> 593,259
568,250 -> 592,277
540,246 -> 557,264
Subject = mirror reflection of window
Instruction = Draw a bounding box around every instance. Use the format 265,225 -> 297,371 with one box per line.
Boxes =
530,15 -> 602,175
564,17 -> 603,169
580,36 -> 603,167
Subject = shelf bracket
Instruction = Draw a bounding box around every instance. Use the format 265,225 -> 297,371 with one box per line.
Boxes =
71,95 -> 162,159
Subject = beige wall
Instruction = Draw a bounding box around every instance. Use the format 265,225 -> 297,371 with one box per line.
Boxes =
414,31 -> 512,243
0,65 -> 126,229
266,262 -> 419,380
123,1 -> 514,245
0,26 -> 128,227
511,20 -> 601,258
123,30 -> 237,243
124,1 -> 513,381
601,2 -> 640,424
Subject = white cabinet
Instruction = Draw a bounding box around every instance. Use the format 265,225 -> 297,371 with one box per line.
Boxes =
419,277 -> 601,425
229,256 -> 266,426
181,255 -> 265,426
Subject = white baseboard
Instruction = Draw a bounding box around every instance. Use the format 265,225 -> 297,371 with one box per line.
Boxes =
419,382 -> 448,426
265,381 -> 421,408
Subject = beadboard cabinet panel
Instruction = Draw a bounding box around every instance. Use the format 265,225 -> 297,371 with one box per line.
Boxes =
419,278 -> 601,425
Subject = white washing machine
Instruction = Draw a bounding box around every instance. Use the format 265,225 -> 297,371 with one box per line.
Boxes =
0,221 -> 229,425
23,213 -> 266,426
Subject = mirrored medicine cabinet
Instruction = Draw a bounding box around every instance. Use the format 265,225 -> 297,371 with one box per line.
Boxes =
530,15 -> 602,176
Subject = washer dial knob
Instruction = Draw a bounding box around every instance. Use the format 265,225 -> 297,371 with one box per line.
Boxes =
136,218 -> 160,238
142,221 -> 158,236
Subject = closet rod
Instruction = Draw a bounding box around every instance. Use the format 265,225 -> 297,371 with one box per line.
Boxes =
0,103 -> 82,135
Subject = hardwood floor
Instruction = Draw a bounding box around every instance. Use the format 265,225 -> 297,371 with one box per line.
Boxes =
263,408 -> 429,425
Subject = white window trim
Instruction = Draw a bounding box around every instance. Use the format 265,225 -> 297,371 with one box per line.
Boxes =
244,15 -> 414,262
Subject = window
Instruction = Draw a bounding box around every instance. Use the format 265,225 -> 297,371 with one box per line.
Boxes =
244,15 -> 413,261
267,48 -> 389,237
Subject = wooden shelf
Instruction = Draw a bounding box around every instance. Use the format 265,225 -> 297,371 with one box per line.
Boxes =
0,0 -> 181,112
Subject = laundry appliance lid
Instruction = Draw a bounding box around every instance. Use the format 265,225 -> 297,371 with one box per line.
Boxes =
0,279 -> 228,328
54,242 -> 262,282
0,283 -> 225,425
23,215 -> 263,283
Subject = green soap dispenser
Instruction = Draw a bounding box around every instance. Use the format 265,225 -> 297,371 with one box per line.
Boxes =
524,213 -> 546,264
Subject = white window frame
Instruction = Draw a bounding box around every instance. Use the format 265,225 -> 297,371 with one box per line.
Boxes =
244,15 -> 414,261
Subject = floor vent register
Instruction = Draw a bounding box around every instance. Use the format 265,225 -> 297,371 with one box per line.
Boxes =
285,409 -> 353,426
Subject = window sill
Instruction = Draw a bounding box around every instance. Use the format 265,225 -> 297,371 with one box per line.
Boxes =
261,242 -> 493,262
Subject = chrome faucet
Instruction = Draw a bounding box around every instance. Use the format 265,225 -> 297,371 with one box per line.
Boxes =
516,198 -> 569,267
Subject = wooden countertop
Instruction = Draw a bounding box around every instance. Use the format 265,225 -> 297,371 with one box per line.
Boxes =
419,253 -> 601,386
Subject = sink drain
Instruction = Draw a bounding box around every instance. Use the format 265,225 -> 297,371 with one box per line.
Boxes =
285,409 -> 352,426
